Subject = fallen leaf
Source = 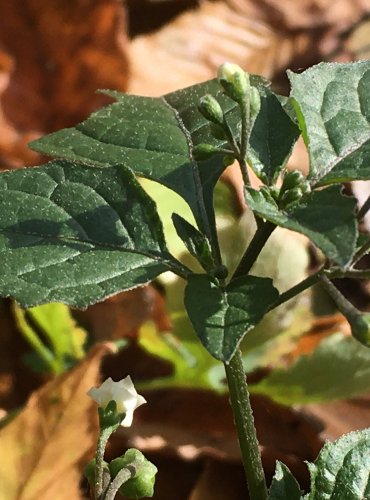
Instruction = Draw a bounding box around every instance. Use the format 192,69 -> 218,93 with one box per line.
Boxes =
128,0 -> 316,95
0,342 -> 115,500
0,0 -> 129,167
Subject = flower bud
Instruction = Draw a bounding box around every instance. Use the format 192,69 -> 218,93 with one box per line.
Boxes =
109,449 -> 157,499
280,187 -> 303,208
210,264 -> 229,280
349,313 -> 370,347
198,95 -> 224,125
193,143 -> 220,161
281,170 -> 305,193
250,87 -> 261,118
217,62 -> 250,103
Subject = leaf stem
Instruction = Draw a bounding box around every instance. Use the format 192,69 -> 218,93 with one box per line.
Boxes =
268,269 -> 323,312
95,428 -> 111,500
225,350 -> 268,500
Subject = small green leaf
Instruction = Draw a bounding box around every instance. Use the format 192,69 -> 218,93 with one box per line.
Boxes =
0,160 -> 173,308
184,274 -> 279,362
245,185 -> 358,267
248,88 -> 300,184
268,461 -> 303,500
172,213 -> 214,271
289,61 -> 370,186
14,302 -> 87,374
307,428 -> 370,500
251,333 -> 370,404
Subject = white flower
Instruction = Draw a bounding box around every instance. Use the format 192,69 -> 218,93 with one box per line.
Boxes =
88,376 -> 146,427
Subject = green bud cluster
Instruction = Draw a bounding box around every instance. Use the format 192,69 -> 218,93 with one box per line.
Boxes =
109,449 -> 158,498
278,169 -> 311,208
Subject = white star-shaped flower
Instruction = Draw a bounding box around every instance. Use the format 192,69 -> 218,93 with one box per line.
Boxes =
88,376 -> 146,427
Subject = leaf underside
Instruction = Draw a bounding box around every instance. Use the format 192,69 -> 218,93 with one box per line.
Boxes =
0,160 -> 169,308
184,274 -> 279,362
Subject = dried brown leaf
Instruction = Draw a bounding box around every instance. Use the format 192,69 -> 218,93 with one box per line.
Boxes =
0,342 -> 115,500
0,0 -> 129,168
128,0 -> 315,95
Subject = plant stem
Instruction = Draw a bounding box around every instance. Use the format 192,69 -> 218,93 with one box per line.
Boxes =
95,429 -> 111,500
268,269 -> 323,312
238,99 -> 251,186
222,220 -> 275,499
233,221 -> 276,278
103,461 -> 140,500
225,350 -> 268,500
357,194 -> 370,221
352,236 -> 370,264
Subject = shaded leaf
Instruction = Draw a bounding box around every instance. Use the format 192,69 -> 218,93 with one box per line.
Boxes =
268,461 -> 302,500
289,61 -> 370,186
307,427 -> 370,500
0,342 -> 115,500
248,89 -> 300,184
252,333 -> 370,404
0,160 -> 172,308
245,185 -> 358,266
14,303 -> 87,374
184,274 -> 279,362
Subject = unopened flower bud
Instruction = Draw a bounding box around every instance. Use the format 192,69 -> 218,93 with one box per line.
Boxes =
281,170 -> 305,193
109,449 -> 157,499
193,143 -> 220,160
280,186 -> 303,208
217,62 -> 250,103
198,95 -> 224,125
250,87 -> 261,118
349,313 -> 370,347
210,264 -> 229,280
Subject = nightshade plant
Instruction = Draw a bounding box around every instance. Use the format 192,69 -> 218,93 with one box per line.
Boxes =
1,60 -> 370,498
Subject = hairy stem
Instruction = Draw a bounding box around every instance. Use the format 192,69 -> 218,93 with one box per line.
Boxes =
95,429 -> 111,500
103,461 -> 141,500
239,100 -> 251,186
225,350 -> 268,500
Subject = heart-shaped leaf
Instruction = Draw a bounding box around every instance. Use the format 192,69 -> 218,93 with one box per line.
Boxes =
184,274 -> 279,362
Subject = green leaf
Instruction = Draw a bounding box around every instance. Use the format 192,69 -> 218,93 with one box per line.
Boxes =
251,333 -> 370,404
248,89 -> 300,184
29,77 -> 294,232
0,160 -> 173,308
268,462 -> 303,500
245,185 -> 358,267
172,213 -> 214,271
14,302 -> 87,374
289,61 -> 370,186
184,274 -> 279,362
307,428 -> 370,500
